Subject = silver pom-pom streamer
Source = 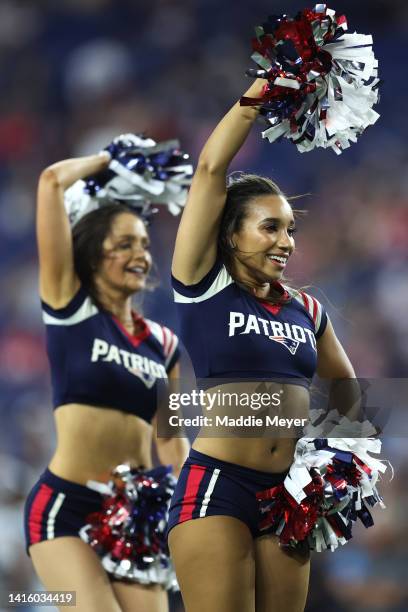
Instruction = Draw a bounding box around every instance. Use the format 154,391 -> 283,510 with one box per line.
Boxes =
64,133 -> 193,225
64,178 -> 98,227
257,437 -> 389,552
80,464 -> 178,590
241,5 -> 380,154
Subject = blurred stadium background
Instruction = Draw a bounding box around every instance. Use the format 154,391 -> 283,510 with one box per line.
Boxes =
0,1 -> 407,610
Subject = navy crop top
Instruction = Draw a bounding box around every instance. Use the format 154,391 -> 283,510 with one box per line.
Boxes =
171,259 -> 327,386
42,286 -> 180,423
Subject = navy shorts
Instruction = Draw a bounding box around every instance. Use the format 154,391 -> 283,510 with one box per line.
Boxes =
167,449 -> 288,538
24,469 -> 102,553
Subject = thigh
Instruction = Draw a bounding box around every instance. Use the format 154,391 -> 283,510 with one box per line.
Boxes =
112,581 -> 168,612
254,535 -> 310,612
168,516 -> 255,612
30,537 -> 121,612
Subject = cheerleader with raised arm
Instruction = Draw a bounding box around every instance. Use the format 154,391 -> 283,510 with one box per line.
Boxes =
24,135 -> 191,612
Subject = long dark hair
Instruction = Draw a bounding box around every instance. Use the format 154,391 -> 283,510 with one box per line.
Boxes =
72,203 -> 148,309
218,172 -> 292,304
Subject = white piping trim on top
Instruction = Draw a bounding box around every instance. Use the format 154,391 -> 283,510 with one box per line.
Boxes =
42,297 -> 98,326
173,266 -> 233,304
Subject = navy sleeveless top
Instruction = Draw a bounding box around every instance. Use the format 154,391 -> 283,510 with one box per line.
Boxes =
42,286 -> 180,423
171,259 -> 327,386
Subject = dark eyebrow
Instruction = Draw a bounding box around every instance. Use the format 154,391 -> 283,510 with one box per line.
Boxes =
260,217 -> 296,225
116,234 -> 149,240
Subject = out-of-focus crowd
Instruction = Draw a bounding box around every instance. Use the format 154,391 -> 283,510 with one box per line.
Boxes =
0,1 -> 407,610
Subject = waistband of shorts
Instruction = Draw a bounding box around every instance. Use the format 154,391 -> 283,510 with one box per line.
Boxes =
40,468 -> 103,499
188,449 -> 289,485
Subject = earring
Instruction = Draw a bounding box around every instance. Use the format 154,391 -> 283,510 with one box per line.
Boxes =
230,240 -> 236,249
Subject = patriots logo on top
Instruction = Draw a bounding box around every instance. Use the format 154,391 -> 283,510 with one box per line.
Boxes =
269,336 -> 300,355
128,367 -> 156,389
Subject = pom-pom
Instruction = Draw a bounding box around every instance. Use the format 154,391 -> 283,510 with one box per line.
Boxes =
241,5 -> 380,154
80,464 -> 178,589
64,133 -> 193,225
257,437 -> 388,551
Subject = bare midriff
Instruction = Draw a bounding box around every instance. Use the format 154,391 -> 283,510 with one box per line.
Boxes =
48,404 -> 153,485
193,381 -> 310,473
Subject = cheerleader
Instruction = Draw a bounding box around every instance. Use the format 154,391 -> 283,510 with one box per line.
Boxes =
167,77 -> 375,612
24,145 -> 189,612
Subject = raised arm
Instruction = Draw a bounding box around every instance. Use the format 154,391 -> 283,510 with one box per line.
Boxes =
36,153 -> 111,307
172,79 -> 265,285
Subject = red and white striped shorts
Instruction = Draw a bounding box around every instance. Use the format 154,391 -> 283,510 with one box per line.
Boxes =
24,468 -> 102,552
167,449 -> 287,538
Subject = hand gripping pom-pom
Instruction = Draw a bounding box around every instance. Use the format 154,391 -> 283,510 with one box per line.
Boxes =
64,133 -> 193,225
241,5 -> 380,153
80,465 -> 178,589
257,437 -> 389,552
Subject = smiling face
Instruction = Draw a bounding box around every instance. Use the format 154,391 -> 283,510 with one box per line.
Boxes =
95,212 -> 152,296
231,194 -> 296,284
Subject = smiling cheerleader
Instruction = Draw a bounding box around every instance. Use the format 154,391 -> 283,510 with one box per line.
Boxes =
24,134 -> 191,612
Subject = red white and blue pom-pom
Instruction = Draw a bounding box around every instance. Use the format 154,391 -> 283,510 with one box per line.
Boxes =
257,437 -> 388,552
80,464 -> 178,589
64,133 -> 193,225
241,4 -> 380,154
